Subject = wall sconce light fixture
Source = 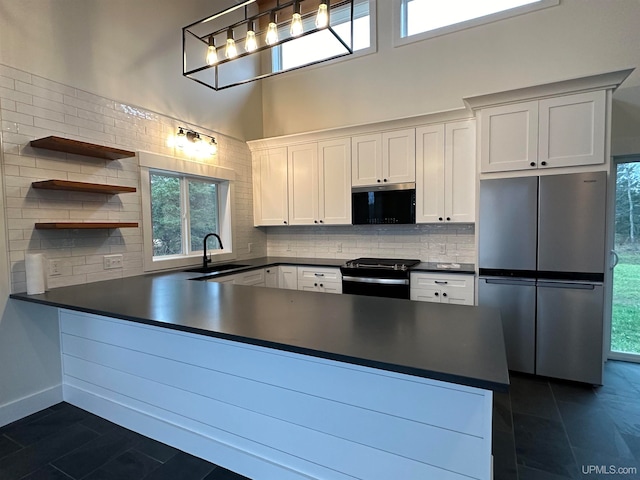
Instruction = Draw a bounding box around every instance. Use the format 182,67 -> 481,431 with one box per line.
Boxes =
171,127 -> 218,157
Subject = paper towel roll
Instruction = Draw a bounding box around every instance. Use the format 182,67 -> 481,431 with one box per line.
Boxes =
26,253 -> 46,295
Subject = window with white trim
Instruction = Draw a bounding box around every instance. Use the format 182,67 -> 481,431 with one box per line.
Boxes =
395,0 -> 559,44
274,0 -> 375,72
139,151 -> 235,272
149,171 -> 220,258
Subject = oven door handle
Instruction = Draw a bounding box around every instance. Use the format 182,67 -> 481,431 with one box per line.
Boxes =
342,276 -> 409,285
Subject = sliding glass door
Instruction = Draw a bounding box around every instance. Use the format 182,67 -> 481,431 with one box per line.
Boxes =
610,159 -> 640,361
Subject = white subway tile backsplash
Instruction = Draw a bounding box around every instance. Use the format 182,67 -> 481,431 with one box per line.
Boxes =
33,96 -> 77,116
266,224 -> 475,264
32,76 -> 77,97
1,62 -> 265,293
15,81 -> 64,103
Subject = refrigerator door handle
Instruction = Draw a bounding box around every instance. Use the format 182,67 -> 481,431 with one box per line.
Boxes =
481,278 -> 536,286
611,250 -> 619,270
537,281 -> 595,290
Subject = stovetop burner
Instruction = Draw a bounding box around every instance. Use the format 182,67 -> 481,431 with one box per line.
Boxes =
343,257 -> 421,272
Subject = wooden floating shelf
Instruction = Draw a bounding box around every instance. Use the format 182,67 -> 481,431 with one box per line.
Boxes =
35,222 -> 139,230
32,180 -> 137,195
30,136 -> 136,160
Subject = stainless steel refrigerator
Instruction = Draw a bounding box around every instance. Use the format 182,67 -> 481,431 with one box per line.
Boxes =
478,172 -> 606,384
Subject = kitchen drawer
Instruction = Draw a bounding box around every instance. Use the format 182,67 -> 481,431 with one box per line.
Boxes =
206,268 -> 265,286
297,266 -> 341,282
410,273 -> 475,306
234,269 -> 265,286
298,278 -> 342,295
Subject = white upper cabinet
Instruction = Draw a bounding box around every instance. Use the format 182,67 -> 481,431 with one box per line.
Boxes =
288,143 -> 319,225
288,139 -> 351,226
253,147 -> 289,226
538,91 -> 606,168
318,138 -> 352,225
352,129 -> 415,186
479,102 -> 538,173
416,120 -> 475,223
479,91 -> 606,173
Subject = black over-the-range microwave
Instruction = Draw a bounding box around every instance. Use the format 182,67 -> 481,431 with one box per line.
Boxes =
351,182 -> 416,225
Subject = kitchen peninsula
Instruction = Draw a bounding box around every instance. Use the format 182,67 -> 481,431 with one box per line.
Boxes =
11,259 -> 508,480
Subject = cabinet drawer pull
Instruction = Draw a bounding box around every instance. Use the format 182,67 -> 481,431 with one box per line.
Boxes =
434,280 -> 448,285
314,273 -> 325,277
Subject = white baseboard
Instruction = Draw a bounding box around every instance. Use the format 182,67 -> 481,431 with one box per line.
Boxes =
64,384 -> 316,480
0,384 -> 63,427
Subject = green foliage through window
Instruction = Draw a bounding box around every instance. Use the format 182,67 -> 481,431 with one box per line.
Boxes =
150,171 -> 219,258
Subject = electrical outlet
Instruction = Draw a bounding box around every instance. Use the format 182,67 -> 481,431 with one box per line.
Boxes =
439,244 -> 447,255
49,259 -> 62,276
103,254 -> 123,270
286,243 -> 291,252
337,242 -> 343,253
248,243 -> 253,253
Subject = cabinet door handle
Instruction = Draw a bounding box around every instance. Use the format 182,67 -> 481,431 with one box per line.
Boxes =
320,283 -> 324,287
541,161 -> 547,166
434,280 -> 448,285
314,283 -> 318,287
284,221 -> 288,225
319,220 -> 324,223
442,292 -> 448,297
438,217 -> 443,221
530,162 -> 536,167
434,292 -> 439,296
377,179 -> 381,183
446,217 -> 451,221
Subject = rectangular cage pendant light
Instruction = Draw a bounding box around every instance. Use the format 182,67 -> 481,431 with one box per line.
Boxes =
183,0 -> 354,91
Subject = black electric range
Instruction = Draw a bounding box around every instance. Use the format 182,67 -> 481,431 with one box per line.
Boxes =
340,257 -> 421,299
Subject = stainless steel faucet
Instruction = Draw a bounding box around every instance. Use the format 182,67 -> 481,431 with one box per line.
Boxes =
203,233 -> 223,268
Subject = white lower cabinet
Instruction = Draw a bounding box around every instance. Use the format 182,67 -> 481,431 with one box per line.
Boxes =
278,266 -> 298,290
297,266 -> 342,294
265,267 -> 279,288
207,269 -> 266,287
410,273 -> 475,306
206,265 -> 343,294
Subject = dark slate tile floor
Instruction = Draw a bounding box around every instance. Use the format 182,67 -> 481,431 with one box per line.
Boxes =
494,360 -> 640,480
0,403 -> 248,480
1,360 -> 639,480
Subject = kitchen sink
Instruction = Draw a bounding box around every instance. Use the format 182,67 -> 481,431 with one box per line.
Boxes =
184,263 -> 251,274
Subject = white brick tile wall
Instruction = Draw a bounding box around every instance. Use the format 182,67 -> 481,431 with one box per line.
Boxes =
0,63 -> 266,293
266,224 -> 476,264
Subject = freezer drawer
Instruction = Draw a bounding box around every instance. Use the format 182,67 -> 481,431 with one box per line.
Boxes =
478,278 -> 536,374
536,281 -> 604,385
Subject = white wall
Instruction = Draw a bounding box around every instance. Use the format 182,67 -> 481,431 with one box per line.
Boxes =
0,0 -> 263,141
261,0 -> 640,138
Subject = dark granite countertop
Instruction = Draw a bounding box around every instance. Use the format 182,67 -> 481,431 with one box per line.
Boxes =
11,257 -> 506,391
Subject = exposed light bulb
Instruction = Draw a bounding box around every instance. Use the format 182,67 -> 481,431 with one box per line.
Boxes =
208,138 -> 218,155
245,30 -> 257,52
225,29 -> 238,59
315,2 -> 329,29
290,2 -> 303,37
206,36 -> 218,66
176,128 -> 187,149
265,12 -> 279,45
